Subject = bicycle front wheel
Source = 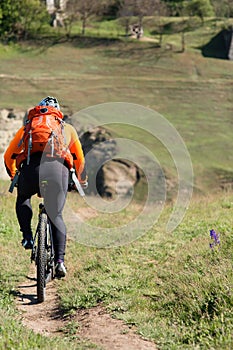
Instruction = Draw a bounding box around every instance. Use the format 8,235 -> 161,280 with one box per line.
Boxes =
37,212 -> 47,303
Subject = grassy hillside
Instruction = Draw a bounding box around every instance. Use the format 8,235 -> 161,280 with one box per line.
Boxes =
0,18 -> 233,194
0,17 -> 233,349
0,180 -> 232,349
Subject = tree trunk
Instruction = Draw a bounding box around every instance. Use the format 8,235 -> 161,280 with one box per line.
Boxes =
200,15 -> 204,25
82,16 -> 86,36
125,18 -> 130,36
159,32 -> 163,47
181,32 -> 185,52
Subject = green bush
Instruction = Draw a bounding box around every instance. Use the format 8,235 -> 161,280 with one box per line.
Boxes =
0,0 -> 49,42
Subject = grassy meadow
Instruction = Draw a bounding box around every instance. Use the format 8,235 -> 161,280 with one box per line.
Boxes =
1,17 -> 233,192
0,183 -> 233,349
0,17 -> 233,349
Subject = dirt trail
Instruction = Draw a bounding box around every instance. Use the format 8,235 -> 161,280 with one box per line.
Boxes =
16,265 -> 157,349
16,264 -> 65,336
75,307 -> 157,350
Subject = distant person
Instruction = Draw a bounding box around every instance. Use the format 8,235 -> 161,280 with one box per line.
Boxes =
4,96 -> 87,278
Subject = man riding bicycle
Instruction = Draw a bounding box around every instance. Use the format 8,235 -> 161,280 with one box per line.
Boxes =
4,96 -> 87,278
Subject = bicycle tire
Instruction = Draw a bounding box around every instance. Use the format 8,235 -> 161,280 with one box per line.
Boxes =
37,212 -> 47,303
45,221 -> 55,284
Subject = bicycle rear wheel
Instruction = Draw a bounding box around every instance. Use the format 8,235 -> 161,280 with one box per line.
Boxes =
37,212 -> 47,303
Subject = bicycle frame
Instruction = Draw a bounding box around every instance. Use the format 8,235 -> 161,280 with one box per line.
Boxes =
31,181 -> 55,302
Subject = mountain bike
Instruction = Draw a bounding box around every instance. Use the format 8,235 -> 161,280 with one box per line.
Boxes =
31,180 -> 55,303
8,167 -> 85,303
29,171 -> 85,303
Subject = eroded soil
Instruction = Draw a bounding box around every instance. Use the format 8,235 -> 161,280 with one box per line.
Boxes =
16,265 -> 157,349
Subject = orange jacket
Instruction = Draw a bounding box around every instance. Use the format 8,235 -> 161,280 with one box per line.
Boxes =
4,117 -> 86,181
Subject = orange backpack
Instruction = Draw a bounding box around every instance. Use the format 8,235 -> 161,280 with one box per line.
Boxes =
16,106 -> 73,169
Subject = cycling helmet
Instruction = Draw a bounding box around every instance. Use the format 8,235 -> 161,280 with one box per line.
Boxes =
38,96 -> 60,110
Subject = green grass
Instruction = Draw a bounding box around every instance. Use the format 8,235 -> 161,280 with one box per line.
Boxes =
0,17 -> 233,349
0,183 -> 100,349
0,184 -> 233,348
1,20 -> 233,194
56,193 -> 233,349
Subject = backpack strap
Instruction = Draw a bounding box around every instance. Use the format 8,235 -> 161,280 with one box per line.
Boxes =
27,130 -> 33,165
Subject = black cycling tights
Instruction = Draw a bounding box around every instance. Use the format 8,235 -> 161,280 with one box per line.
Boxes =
16,153 -> 69,262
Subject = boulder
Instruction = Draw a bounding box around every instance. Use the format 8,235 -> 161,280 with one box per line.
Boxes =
80,127 -> 141,198
96,159 -> 140,198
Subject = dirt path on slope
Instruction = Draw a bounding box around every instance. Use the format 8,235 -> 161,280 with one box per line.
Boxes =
74,306 -> 157,350
16,265 -> 157,349
16,264 -> 65,336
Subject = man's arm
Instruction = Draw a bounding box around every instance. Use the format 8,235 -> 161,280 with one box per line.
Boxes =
65,124 -> 87,182
4,127 -> 24,179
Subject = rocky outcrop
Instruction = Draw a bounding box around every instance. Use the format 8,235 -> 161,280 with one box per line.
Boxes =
0,108 -> 24,179
80,127 -> 142,198
96,159 -> 141,198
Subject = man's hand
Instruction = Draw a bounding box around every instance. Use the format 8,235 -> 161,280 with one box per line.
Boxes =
80,179 -> 88,189
69,168 -> 87,196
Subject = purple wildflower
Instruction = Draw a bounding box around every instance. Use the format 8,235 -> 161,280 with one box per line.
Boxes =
209,229 -> 220,249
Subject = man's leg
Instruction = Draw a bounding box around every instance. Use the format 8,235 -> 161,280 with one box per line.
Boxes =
16,155 -> 40,248
16,195 -> 33,242
40,160 -> 69,271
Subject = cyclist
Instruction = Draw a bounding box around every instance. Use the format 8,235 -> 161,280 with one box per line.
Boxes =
4,96 -> 87,278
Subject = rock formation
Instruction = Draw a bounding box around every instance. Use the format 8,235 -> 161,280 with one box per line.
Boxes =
80,127 -> 142,198
0,108 -> 24,179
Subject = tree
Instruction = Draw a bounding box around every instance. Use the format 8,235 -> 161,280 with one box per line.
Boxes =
153,1 -> 169,46
0,0 -> 49,41
211,0 -> 233,18
66,0 -> 107,36
64,0 -> 79,36
17,0 -> 49,39
134,0 -> 160,28
119,0 -> 160,27
174,2 -> 190,53
118,0 -> 135,36
118,0 -> 164,37
101,0 -> 122,19
184,0 -> 214,24
162,0 -> 184,16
